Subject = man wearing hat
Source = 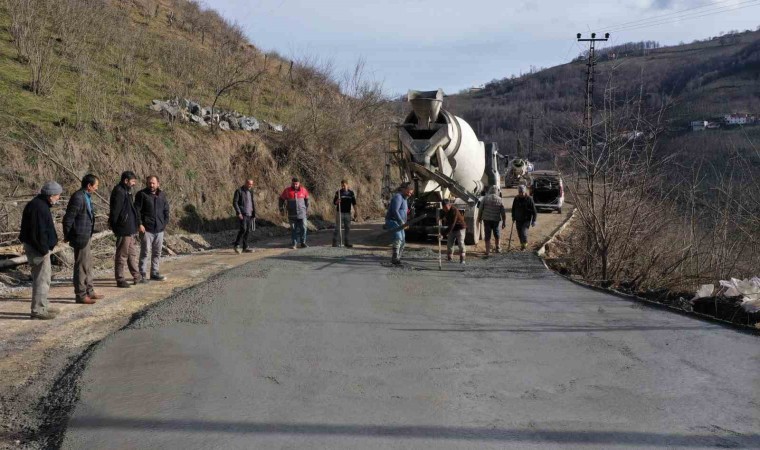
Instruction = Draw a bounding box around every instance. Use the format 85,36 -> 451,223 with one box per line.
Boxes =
511,184 -> 538,251
19,181 -> 62,319
279,177 -> 310,249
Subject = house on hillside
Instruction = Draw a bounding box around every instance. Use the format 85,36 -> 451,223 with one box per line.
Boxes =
723,114 -> 750,125
690,120 -> 708,131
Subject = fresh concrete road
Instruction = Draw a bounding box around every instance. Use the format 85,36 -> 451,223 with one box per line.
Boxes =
62,248 -> 760,449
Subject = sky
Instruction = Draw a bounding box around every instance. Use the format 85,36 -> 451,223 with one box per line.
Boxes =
208,0 -> 760,96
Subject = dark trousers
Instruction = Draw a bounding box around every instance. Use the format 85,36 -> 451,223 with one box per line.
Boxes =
235,216 -> 254,249
73,240 -> 94,300
516,220 -> 531,244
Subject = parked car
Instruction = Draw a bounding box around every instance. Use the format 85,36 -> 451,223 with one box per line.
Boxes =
529,170 -> 564,213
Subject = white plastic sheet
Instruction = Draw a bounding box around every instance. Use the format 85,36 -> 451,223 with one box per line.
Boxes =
718,277 -> 760,313
692,284 -> 715,300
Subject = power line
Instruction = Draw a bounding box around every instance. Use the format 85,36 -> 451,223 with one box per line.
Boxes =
601,0 -> 744,30
607,1 -> 760,33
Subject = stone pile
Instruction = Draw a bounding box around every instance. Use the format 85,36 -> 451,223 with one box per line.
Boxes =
149,99 -> 284,132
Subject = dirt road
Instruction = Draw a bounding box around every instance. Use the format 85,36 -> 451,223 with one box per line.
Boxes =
58,245 -> 759,448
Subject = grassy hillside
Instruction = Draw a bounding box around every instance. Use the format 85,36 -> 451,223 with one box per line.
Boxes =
447,29 -> 760,160
0,0 -> 391,236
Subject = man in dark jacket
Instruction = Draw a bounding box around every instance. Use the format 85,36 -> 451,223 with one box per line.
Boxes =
63,174 -> 102,304
232,178 -> 256,254
19,181 -> 62,320
109,171 -> 140,287
135,175 -> 170,282
332,180 -> 358,247
511,185 -> 538,251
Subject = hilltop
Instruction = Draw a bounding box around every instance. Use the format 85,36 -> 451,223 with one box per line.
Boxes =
0,0 -> 391,236
447,28 -> 760,161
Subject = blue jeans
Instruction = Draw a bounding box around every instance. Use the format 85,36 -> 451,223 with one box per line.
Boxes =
386,219 -> 405,249
290,218 -> 307,245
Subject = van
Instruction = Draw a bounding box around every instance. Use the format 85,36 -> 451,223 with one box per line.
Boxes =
529,170 -> 564,213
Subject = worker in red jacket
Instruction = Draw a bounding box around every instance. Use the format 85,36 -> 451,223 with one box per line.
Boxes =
279,178 -> 310,249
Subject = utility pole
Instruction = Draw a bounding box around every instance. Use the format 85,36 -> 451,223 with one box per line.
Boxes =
576,32 -> 609,130
527,114 -> 541,159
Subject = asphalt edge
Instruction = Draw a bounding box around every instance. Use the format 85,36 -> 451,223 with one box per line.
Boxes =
535,209 -> 760,337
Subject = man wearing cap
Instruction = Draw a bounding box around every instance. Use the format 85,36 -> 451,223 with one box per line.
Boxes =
385,182 -> 413,265
63,174 -> 103,305
511,184 -> 538,251
19,181 -> 62,320
109,171 -> 140,287
332,179 -> 358,247
279,177 -> 310,249
479,185 -> 507,257
441,199 -> 468,264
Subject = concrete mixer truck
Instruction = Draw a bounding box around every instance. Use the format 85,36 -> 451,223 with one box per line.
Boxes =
385,89 -> 500,244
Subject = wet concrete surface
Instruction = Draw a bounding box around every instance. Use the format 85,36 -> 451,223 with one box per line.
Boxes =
62,248 -> 760,449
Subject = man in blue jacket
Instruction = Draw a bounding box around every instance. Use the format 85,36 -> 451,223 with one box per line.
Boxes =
63,174 -> 102,304
385,182 -> 414,265
19,181 -> 62,320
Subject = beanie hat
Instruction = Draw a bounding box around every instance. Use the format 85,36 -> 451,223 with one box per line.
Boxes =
40,181 -> 63,196
517,185 -> 527,194
441,199 -> 451,205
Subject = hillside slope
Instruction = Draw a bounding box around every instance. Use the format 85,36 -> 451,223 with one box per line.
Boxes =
447,29 -> 760,160
0,0 -> 390,237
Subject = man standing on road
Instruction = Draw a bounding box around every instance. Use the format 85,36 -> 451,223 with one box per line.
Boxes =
135,175 -> 170,282
62,174 -> 103,305
279,178 -> 310,249
332,180 -> 358,248
232,179 -> 256,254
441,199 -> 467,265
385,182 -> 413,266
19,181 -> 62,320
109,171 -> 140,288
480,185 -> 507,257
511,185 -> 537,251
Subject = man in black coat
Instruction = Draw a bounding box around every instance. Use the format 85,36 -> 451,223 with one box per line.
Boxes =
511,184 -> 538,251
19,181 -> 62,320
109,171 -> 140,287
135,175 -> 170,281
232,178 -> 256,253
63,174 -> 102,304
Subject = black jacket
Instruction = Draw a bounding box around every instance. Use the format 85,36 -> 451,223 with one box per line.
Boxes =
134,188 -> 170,233
19,195 -> 58,255
511,195 -> 538,223
232,187 -> 256,217
62,189 -> 95,249
108,183 -> 138,237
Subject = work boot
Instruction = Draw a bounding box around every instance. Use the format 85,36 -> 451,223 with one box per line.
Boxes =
345,243 -> 353,248
391,247 -> 401,265
521,243 -> 527,251
150,273 -> 167,281
76,296 -> 96,305
116,280 -> 131,288
446,254 -> 453,262
242,248 -> 255,253
484,241 -> 491,257
88,292 -> 105,300
291,244 -> 298,249
30,311 -> 57,320
332,241 -> 339,247
138,273 -> 149,284
495,239 -> 501,253
300,243 -> 309,248
460,258 -> 466,266
234,246 -> 242,254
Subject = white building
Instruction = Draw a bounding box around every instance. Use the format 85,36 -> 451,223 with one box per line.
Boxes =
691,120 -> 708,131
724,114 -> 749,125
